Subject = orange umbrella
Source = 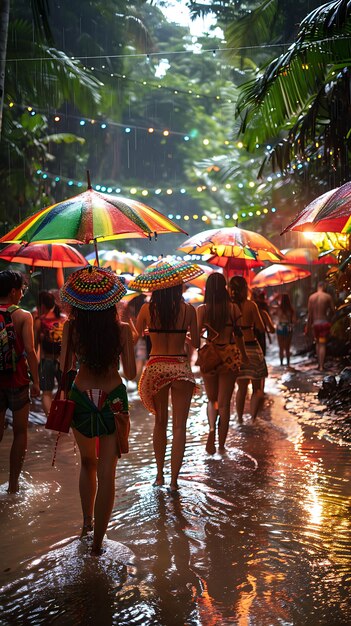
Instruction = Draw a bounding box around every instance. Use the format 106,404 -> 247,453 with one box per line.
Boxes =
281,247 -> 337,265
252,264 -> 311,288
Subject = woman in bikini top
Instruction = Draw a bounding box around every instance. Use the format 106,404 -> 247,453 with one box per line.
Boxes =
60,267 -> 136,556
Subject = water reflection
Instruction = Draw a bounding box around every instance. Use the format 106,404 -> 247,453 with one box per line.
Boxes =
1,370 -> 351,624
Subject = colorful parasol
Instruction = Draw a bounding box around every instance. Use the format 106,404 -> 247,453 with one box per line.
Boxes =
281,182 -> 351,234
0,174 -> 187,264
251,264 -> 311,288
178,227 -> 284,265
0,242 -> 87,268
128,258 -> 204,292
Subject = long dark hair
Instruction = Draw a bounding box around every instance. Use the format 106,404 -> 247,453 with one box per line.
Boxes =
229,276 -> 248,305
204,272 -> 231,332
38,290 -> 61,318
280,293 -> 294,316
149,284 -> 183,329
71,306 -> 122,372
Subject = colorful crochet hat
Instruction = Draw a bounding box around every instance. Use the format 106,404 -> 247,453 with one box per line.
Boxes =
60,266 -> 127,310
128,258 -> 204,292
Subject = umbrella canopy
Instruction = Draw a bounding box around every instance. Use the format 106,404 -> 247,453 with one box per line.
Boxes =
0,242 -> 87,268
178,227 -> 284,264
87,250 -> 145,274
252,264 -> 311,288
0,189 -> 187,245
128,258 -> 204,292
281,247 -> 337,265
281,182 -> 351,234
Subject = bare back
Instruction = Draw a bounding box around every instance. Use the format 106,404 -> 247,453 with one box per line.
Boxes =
136,301 -> 199,355
308,291 -> 334,324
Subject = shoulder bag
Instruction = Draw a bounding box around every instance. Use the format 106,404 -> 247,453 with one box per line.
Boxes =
196,326 -> 222,373
45,323 -> 75,434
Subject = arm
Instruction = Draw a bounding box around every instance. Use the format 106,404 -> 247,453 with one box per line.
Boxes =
135,303 -> 149,339
252,301 -> 265,332
59,320 -> 76,372
188,304 -> 199,349
120,322 -> 136,380
21,311 -> 40,397
33,317 -> 41,358
261,309 -> 275,333
306,296 -> 313,334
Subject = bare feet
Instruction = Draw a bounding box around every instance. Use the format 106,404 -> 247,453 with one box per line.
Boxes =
206,429 -> 216,454
80,516 -> 93,538
153,475 -> 164,487
167,485 -> 179,497
91,545 -> 104,556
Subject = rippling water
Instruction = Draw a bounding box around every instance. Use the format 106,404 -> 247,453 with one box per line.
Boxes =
1,358 -> 351,625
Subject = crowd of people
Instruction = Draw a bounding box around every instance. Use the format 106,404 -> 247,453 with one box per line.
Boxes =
0,265 -> 338,556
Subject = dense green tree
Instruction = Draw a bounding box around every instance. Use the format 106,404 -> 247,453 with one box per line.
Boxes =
236,0 -> 351,190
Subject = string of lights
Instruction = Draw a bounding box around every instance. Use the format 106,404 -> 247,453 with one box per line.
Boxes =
35,169 -> 278,224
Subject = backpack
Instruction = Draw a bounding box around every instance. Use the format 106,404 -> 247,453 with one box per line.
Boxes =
0,305 -> 19,374
40,315 -> 65,357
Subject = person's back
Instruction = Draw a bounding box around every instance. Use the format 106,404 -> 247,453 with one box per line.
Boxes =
60,266 -> 136,555
308,287 -> 334,324
307,282 -> 334,370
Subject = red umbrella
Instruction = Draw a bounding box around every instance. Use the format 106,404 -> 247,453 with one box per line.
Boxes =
281,182 -> 351,234
0,242 -> 87,288
0,242 -> 86,268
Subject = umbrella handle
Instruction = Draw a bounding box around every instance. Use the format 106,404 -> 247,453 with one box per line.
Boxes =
93,238 -> 99,266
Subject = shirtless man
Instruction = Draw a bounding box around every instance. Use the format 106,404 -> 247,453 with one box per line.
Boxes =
306,281 -> 334,371
0,270 -> 40,493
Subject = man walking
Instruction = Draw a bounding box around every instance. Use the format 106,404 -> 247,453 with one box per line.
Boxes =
306,281 -> 335,371
0,270 -> 40,493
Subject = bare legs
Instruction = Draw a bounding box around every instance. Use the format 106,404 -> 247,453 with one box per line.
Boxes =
277,333 -> 293,366
236,378 -> 263,422
153,380 -> 194,492
316,340 -> 327,370
0,403 -> 29,493
73,429 -> 118,555
41,391 -> 53,417
203,370 -> 236,453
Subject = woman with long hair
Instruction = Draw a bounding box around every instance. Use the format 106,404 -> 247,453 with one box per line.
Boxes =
135,279 -> 199,495
34,290 -> 67,416
229,276 -> 268,422
197,272 -> 248,454
276,292 -> 296,366
60,267 -> 136,556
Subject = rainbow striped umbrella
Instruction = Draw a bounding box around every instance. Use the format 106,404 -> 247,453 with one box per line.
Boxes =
0,177 -> 187,264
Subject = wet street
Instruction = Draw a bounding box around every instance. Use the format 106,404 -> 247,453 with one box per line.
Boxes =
1,349 -> 351,625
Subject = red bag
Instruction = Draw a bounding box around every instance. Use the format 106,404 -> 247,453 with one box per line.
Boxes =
45,397 -> 75,433
45,322 -> 75,434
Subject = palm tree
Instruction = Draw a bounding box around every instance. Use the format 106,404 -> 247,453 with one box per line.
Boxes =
235,0 -> 351,182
